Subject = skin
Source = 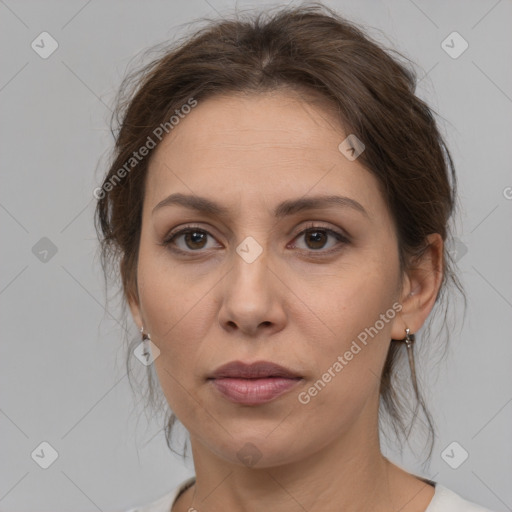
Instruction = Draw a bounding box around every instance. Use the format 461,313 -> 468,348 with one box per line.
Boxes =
128,90 -> 443,512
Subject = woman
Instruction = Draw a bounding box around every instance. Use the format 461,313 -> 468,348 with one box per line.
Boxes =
95,3 -> 495,511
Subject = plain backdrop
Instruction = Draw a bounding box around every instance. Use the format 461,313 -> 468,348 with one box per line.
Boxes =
1,0 -> 511,511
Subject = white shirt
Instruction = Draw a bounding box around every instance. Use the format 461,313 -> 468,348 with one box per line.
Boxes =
124,477 -> 496,512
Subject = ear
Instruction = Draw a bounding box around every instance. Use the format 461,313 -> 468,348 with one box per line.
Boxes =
390,233 -> 444,340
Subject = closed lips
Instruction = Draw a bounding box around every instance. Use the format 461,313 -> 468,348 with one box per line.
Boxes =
208,360 -> 303,405
208,360 -> 301,380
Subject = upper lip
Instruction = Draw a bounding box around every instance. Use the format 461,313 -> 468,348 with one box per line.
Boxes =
208,360 -> 301,379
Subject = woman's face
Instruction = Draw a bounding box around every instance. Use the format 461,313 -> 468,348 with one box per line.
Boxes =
130,91 -> 414,467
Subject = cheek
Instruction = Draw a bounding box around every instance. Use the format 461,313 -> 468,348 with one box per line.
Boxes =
135,243 -> 226,416
297,254 -> 399,347
136,249 -> 204,382
292,277 -> 395,436
136,237 -> 212,337
291,256 -> 398,397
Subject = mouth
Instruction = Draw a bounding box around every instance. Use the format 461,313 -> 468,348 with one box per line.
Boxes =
207,360 -> 303,405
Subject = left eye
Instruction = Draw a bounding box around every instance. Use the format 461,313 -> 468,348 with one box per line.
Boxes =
162,224 -> 349,255
291,225 -> 348,253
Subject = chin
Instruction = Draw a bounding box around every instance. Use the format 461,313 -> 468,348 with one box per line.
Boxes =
197,429 -> 312,469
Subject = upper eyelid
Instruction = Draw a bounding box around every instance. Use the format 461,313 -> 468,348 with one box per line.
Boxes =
164,223 -> 349,247
166,222 -> 346,236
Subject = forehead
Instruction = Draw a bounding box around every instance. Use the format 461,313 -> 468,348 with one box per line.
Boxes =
156,90 -> 343,157
145,91 -> 385,220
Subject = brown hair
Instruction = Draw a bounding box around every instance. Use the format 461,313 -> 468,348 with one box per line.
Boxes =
95,2 -> 465,464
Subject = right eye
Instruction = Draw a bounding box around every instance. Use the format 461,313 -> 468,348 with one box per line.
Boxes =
162,225 -> 221,254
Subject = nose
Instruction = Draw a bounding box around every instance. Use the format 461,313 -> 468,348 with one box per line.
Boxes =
217,243 -> 287,338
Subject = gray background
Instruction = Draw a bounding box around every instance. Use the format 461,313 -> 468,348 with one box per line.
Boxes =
1,0 -> 511,510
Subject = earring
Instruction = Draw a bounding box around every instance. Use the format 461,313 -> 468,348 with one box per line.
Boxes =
396,328 -> 419,400
140,326 -> 152,360
140,325 -> 151,342
403,327 -> 415,349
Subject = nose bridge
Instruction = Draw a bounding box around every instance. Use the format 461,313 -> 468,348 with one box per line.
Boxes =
219,197 -> 281,297
228,198 -> 273,266
236,232 -> 266,266
217,232 -> 280,325
230,233 -> 270,292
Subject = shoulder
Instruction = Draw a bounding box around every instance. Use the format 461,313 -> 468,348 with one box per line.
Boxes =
122,478 -> 497,512
427,484 -> 497,512
123,476 -> 196,512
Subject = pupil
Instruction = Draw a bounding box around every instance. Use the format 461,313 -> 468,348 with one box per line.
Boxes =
187,231 -> 206,248
308,230 -> 325,249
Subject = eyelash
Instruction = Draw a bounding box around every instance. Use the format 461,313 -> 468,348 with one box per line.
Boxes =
161,222 -> 350,257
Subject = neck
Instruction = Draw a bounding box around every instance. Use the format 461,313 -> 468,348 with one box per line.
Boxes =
182,409 -> 404,512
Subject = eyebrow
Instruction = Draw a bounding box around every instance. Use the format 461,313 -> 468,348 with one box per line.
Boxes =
152,192 -> 369,219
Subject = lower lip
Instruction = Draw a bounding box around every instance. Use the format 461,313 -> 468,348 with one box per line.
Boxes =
210,377 -> 301,405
